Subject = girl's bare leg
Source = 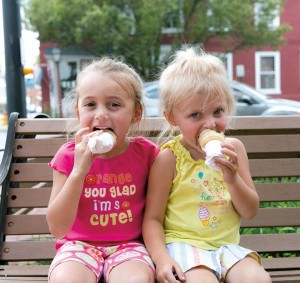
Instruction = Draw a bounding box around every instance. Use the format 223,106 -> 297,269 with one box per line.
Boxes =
49,261 -> 97,283
185,266 -> 219,283
108,260 -> 154,283
225,257 -> 271,283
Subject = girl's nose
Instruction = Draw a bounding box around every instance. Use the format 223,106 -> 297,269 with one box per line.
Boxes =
95,107 -> 109,120
203,116 -> 216,129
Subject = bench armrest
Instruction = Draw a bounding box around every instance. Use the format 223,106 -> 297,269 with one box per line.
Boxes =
0,112 -> 19,185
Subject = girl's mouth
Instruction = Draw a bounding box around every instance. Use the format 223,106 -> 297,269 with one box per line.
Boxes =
93,127 -> 114,132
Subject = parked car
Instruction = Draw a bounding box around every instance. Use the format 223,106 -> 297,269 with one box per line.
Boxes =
143,80 -> 300,117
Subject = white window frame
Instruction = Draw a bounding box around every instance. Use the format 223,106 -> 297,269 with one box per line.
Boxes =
255,51 -> 281,95
254,3 -> 280,30
226,53 -> 233,81
212,52 -> 233,81
161,9 -> 183,34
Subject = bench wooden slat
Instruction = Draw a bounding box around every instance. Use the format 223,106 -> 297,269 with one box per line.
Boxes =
16,118 -> 69,134
16,116 -> 300,133
1,233 -> 299,262
240,233 -> 300,253
13,135 -> 300,158
250,159 -> 300,177
1,261 -> 300,282
256,183 -> 300,202
5,215 -> 50,235
13,138 -> 66,158
8,159 -> 300,184
271,276 -> 300,283
0,277 -> 47,282
4,207 -> 299,236
262,257 -> 300,271
0,241 -> 55,261
0,265 -> 49,277
237,134 -> 300,153
229,115 -> 300,131
7,188 -> 51,208
242,207 -> 300,227
9,164 -> 52,182
1,268 -> 298,283
6,184 -> 300,209
267,268 -> 300,283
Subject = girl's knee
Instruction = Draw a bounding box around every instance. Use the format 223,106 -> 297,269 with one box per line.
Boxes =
108,260 -> 155,283
226,257 -> 271,283
125,271 -> 154,283
49,261 -> 97,283
253,270 -> 272,283
109,266 -> 154,283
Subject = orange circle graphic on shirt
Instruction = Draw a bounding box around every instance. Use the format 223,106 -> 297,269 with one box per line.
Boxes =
121,201 -> 130,210
86,174 -> 96,185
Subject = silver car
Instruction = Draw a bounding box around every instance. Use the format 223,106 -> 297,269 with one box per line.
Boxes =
143,80 -> 300,116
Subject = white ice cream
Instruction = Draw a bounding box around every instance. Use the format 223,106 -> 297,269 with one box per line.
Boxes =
202,139 -> 224,170
88,131 -> 116,154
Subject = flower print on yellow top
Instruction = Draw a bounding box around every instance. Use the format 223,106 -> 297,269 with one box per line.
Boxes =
194,166 -> 237,232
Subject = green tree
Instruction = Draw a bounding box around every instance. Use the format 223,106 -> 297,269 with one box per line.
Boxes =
181,0 -> 290,52
24,0 -> 290,81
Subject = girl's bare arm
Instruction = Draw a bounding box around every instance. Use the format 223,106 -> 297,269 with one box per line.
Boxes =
143,149 -> 185,282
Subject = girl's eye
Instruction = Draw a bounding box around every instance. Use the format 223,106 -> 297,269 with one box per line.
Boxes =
214,108 -> 224,115
109,102 -> 121,108
191,112 -> 202,119
84,102 -> 95,107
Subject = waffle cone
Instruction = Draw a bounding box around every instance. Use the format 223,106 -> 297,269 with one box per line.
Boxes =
199,129 -> 225,148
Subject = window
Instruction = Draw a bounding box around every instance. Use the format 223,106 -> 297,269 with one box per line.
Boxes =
255,51 -> 281,94
162,8 -> 183,34
207,0 -> 231,33
254,3 -> 280,30
212,52 -> 233,81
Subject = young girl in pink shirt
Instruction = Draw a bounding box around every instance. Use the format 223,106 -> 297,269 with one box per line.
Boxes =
47,57 -> 159,283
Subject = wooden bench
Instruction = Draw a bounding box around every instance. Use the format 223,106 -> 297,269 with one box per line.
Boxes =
0,112 -> 300,282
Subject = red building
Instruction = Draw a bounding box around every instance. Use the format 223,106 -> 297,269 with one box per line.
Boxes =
39,0 -> 300,116
203,0 -> 300,101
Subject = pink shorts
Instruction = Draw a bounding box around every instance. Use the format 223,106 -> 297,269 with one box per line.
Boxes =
49,241 -> 155,282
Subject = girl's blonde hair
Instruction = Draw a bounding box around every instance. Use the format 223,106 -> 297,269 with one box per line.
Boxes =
64,56 -> 144,136
159,46 -> 235,137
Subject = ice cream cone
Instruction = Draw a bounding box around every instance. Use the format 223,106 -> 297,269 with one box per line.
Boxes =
199,129 -> 225,148
198,205 -> 210,226
201,218 -> 210,226
88,130 -> 116,154
199,130 -> 225,169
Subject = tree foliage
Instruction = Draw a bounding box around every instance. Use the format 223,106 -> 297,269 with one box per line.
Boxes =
24,0 -> 290,81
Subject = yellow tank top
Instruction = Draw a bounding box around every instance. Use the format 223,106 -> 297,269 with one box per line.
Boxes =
162,136 -> 241,250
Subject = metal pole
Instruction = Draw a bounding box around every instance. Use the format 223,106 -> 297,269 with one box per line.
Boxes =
55,62 -> 63,117
2,0 -> 27,117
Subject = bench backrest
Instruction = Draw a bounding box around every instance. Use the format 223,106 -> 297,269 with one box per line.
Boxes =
0,113 -> 300,271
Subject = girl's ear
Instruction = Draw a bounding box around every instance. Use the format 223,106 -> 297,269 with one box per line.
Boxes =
132,104 -> 142,124
164,111 -> 176,126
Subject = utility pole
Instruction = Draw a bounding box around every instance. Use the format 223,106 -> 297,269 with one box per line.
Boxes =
2,0 -> 27,117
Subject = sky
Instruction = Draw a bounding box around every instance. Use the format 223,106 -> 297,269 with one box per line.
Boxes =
0,1 -> 40,76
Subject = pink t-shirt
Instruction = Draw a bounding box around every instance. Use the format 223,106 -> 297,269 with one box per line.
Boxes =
49,137 -> 159,249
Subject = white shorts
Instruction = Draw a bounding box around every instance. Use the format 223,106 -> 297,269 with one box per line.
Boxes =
166,242 -> 261,281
